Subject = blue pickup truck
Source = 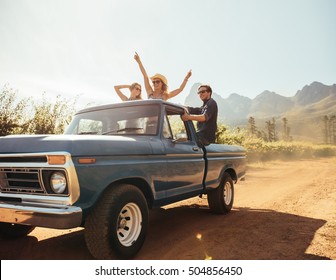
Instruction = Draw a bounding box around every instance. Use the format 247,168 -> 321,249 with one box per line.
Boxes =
0,99 -> 246,259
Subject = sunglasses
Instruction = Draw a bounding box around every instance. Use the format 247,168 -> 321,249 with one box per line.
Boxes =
152,80 -> 162,85
134,87 -> 141,91
197,90 -> 208,94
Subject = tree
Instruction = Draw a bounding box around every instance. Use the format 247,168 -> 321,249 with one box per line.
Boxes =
282,117 -> 292,141
330,115 -> 336,145
215,123 -> 227,143
265,118 -> 277,142
323,115 -> 336,144
323,115 -> 329,144
0,85 -> 30,136
215,123 -> 245,145
27,93 -> 76,134
248,116 -> 257,137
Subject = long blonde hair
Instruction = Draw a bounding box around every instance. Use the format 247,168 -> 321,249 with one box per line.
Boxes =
161,81 -> 169,100
130,82 -> 142,99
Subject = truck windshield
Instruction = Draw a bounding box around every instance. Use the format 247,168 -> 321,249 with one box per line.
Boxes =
64,104 -> 160,136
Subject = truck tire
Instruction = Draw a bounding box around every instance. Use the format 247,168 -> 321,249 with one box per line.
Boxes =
207,172 -> 234,214
84,184 -> 148,259
0,222 -> 35,238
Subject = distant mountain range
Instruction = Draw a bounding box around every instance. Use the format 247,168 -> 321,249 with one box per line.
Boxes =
184,81 -> 336,142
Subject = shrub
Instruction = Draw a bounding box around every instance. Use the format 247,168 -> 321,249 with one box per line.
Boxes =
215,122 -> 336,162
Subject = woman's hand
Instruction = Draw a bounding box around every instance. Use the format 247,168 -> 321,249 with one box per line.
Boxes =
185,69 -> 192,80
134,52 -> 152,94
134,52 -> 140,63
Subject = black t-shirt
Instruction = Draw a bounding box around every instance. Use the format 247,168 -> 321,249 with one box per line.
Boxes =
188,98 -> 218,145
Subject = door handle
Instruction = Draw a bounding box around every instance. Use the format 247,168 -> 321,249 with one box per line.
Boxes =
192,147 -> 199,151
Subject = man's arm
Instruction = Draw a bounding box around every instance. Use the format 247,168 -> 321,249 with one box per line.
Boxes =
181,112 -> 206,122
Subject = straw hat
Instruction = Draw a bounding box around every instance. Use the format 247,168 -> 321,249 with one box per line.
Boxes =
150,73 -> 168,85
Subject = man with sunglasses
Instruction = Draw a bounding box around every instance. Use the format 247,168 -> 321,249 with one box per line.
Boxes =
182,84 -> 218,146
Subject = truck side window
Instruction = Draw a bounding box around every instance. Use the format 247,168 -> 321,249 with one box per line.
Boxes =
166,114 -> 188,141
162,116 -> 173,139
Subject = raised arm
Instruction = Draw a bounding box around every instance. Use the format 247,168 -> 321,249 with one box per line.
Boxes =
134,52 -> 153,97
166,70 -> 192,100
114,85 -> 130,101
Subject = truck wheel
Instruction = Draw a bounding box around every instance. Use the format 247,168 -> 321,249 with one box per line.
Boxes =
207,172 -> 234,214
0,222 -> 35,238
84,184 -> 148,259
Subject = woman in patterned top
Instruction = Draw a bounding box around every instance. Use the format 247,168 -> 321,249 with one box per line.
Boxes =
134,52 -> 192,101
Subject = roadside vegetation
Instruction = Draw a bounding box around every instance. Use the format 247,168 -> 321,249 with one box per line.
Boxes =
216,124 -> 336,162
1,84 -> 335,162
0,84 -> 76,136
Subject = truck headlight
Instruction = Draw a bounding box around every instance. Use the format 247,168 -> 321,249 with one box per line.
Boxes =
50,172 -> 67,194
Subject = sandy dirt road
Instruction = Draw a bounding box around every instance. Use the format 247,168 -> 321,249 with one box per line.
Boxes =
1,157 -> 335,260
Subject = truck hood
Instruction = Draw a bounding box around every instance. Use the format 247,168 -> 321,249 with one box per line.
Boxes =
0,135 -> 153,156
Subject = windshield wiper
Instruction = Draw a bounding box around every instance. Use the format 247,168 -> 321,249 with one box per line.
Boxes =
102,128 -> 143,135
78,131 -> 98,135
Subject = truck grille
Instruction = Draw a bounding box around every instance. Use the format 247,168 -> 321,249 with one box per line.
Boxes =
0,168 -> 45,194
0,156 -> 47,163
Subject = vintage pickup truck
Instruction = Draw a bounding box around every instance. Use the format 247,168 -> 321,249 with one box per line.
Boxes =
0,99 -> 246,259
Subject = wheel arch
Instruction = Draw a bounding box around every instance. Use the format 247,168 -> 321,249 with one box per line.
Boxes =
222,167 -> 237,183
105,177 -> 154,208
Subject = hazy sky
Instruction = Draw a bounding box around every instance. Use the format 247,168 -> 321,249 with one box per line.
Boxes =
1,0 -> 335,108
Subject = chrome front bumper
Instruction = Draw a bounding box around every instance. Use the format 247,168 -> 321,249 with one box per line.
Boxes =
0,201 -> 82,229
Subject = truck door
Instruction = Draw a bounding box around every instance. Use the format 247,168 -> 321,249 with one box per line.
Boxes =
161,106 -> 204,198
